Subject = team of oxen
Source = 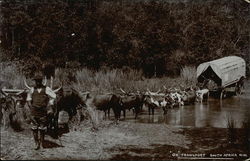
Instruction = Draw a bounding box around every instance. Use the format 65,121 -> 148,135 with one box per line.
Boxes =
0,78 -> 210,129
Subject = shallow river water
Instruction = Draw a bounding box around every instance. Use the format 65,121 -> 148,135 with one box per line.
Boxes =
125,80 -> 250,128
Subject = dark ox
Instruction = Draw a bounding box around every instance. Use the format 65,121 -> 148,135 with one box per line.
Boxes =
53,87 -> 85,127
120,94 -> 145,119
81,93 -> 122,123
56,88 -> 84,118
0,95 -> 16,128
144,95 -> 165,115
0,90 -> 28,131
181,88 -> 196,105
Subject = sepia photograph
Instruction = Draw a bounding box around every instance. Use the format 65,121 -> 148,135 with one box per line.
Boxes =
0,0 -> 249,160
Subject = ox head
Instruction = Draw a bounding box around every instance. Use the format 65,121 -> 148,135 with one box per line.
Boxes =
145,88 -> 161,96
72,88 -> 90,103
119,88 -> 137,96
184,85 -> 196,92
1,91 -> 15,112
119,88 -> 128,95
120,88 -> 147,104
0,89 -> 28,114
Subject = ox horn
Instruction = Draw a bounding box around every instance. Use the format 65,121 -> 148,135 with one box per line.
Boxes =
71,87 -> 78,93
50,76 -> 53,89
147,89 -> 154,95
0,89 -> 9,96
15,90 -> 25,96
53,84 -> 62,93
119,88 -> 127,94
24,79 -> 32,90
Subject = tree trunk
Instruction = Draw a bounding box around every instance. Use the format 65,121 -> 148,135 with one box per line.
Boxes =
11,28 -> 14,47
154,64 -> 157,77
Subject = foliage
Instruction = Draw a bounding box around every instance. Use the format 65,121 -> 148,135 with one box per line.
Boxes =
0,0 -> 249,76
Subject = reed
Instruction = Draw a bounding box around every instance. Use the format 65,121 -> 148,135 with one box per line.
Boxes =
242,117 -> 250,152
72,68 -> 195,94
226,114 -> 237,144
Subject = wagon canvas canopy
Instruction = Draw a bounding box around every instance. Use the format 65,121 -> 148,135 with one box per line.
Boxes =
197,56 -> 246,88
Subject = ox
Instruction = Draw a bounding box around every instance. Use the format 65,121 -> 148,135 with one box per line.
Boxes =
0,89 -> 28,131
120,94 -> 145,119
144,95 -> 161,115
196,88 -> 209,103
163,86 -> 184,106
119,89 -> 146,119
168,92 -> 184,106
181,87 -> 197,105
144,89 -> 170,115
78,91 -> 123,126
56,87 -> 85,123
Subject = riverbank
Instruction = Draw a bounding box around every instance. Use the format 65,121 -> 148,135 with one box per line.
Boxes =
1,121 -> 188,160
1,121 -> 249,160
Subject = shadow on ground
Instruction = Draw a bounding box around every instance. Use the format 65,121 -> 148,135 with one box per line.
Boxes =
42,140 -> 64,149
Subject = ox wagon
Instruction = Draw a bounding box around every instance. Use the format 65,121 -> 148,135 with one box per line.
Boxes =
197,56 -> 246,99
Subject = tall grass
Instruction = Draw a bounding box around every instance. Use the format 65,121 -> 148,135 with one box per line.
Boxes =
1,62 -> 197,93
226,114 -> 237,144
72,68 -> 146,93
180,66 -> 197,87
242,117 -> 250,152
71,67 -> 197,94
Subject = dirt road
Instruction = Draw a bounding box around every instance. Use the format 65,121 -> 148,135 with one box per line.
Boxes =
0,121 -> 190,160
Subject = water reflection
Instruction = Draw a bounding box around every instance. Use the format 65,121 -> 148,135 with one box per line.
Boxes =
130,81 -> 250,128
195,102 -> 210,127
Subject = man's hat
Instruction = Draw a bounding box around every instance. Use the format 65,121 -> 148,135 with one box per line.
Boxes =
33,72 -> 43,80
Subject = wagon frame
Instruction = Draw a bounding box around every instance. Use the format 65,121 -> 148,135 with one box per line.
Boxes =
196,56 -> 246,99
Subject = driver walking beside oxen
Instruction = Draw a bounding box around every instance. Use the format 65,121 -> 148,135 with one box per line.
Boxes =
26,72 -> 56,150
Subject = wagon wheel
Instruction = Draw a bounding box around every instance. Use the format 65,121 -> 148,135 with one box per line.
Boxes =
220,89 -> 226,99
235,83 -> 242,96
235,79 -> 244,96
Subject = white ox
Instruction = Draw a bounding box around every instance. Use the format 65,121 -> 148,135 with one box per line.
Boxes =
196,88 -> 209,103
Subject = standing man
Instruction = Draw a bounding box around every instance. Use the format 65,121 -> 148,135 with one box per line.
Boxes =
26,72 -> 56,150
